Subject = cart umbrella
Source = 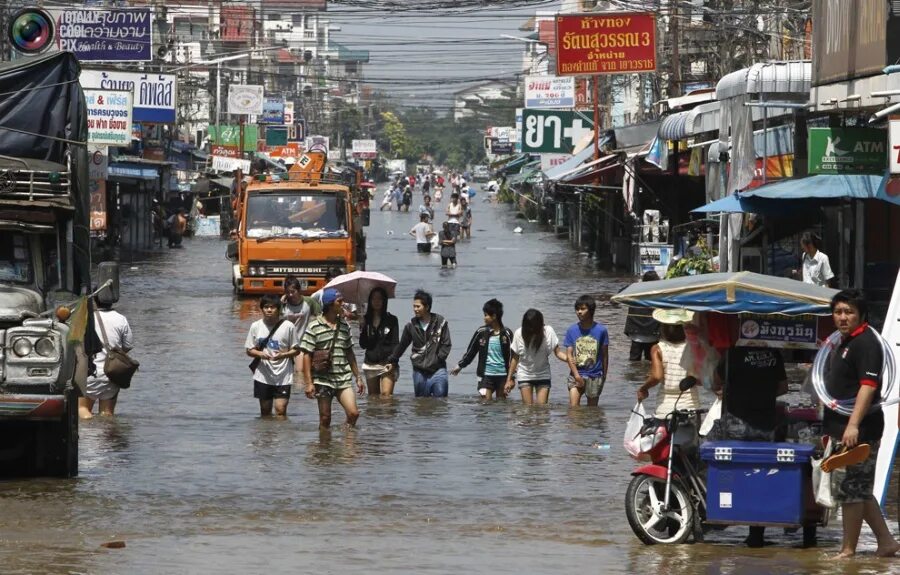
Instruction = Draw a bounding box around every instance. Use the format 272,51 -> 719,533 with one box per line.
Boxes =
611,271 -> 837,316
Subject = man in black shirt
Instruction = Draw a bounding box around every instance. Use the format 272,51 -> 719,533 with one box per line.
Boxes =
825,290 -> 898,558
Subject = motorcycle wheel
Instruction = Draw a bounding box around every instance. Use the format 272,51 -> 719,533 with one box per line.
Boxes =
625,474 -> 694,545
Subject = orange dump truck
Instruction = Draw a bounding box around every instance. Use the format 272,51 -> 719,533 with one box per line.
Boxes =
227,151 -> 367,295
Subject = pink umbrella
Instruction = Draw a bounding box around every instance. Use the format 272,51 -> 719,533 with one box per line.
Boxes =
323,271 -> 396,305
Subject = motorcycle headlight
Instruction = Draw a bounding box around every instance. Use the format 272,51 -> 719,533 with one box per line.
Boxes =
35,337 -> 55,357
12,338 -> 32,357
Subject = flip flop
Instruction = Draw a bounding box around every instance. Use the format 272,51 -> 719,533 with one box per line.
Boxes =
820,443 -> 870,473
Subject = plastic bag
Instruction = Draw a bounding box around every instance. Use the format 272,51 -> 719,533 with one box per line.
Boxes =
699,397 -> 722,436
623,402 -> 647,458
812,439 -> 837,509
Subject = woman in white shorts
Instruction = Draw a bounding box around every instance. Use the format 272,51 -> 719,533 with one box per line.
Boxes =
504,309 -> 568,405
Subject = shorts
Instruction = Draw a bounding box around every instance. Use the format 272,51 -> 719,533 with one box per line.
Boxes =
518,378 -> 551,390
84,378 -> 119,401
417,243 -> 431,253
314,383 -> 352,399
478,375 -> 507,392
254,381 -> 291,400
832,439 -> 880,504
567,375 -> 604,399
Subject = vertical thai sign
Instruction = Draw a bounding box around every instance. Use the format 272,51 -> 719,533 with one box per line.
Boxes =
890,117 -> 900,175
89,179 -> 106,233
554,13 -> 656,76
53,8 -> 152,62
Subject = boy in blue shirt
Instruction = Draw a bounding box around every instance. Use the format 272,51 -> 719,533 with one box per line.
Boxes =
564,295 -> 609,406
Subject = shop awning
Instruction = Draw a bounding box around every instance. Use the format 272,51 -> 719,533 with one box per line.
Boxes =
716,61 -> 811,100
658,101 -> 720,141
557,154 -> 618,183
507,162 -> 543,186
108,163 -> 160,180
544,146 -> 594,181
693,173 -> 900,213
496,153 -> 532,174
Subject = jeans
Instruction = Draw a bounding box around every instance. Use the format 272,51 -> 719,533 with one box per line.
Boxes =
413,368 -> 449,397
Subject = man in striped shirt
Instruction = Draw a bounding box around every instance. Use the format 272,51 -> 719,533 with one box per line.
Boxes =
300,288 -> 364,428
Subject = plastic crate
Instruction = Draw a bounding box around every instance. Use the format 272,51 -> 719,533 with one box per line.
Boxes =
700,440 -> 815,526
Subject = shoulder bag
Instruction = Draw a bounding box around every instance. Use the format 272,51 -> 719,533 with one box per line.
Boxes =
311,321 -> 340,373
249,319 -> 286,373
95,311 -> 139,389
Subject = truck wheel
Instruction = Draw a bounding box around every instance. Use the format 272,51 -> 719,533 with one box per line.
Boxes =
36,387 -> 78,477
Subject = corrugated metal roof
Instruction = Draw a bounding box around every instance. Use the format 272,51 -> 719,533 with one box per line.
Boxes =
716,61 -> 811,100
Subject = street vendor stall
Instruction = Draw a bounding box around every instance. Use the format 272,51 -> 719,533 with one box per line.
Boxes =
613,271 -> 839,545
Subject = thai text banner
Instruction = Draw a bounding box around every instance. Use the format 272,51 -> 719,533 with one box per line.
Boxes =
555,13 -> 656,76
84,89 -> 133,146
736,314 -> 818,350
524,75 -> 575,109
53,8 -> 152,62
80,70 -> 176,123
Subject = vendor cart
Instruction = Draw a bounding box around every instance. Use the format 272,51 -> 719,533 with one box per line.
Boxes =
612,271 -> 837,544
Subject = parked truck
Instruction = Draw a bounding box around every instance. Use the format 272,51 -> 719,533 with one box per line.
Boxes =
228,149 -> 367,295
0,52 -> 98,477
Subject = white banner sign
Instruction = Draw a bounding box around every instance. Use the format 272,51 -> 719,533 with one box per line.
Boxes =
540,153 -> 572,171
284,101 -> 294,125
228,85 -> 264,115
525,75 -> 576,109
84,90 -> 133,145
88,145 -> 109,180
890,116 -> 900,175
351,139 -> 377,158
212,155 -> 251,173
81,70 -> 175,123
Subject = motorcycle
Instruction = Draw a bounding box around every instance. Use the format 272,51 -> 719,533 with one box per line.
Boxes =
625,376 -> 710,544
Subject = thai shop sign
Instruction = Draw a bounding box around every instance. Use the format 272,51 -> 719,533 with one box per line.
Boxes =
84,90 -> 132,146
209,125 -> 259,152
524,75 -> 575,109
520,109 -> 594,154
554,13 -> 656,76
352,139 -> 377,159
80,70 -> 176,123
808,127 -> 886,175
260,97 -> 285,124
52,8 -> 152,62
89,179 -> 106,233
228,85 -> 264,115
736,314 -> 818,350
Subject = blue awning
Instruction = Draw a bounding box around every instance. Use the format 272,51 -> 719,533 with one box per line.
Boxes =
693,173 -> 900,213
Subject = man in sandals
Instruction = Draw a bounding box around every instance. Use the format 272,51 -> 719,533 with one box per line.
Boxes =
824,290 -> 899,558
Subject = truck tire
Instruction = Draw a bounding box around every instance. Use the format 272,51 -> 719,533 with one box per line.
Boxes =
36,387 -> 78,477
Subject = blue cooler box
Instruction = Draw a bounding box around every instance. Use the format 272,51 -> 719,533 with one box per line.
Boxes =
700,440 -> 815,526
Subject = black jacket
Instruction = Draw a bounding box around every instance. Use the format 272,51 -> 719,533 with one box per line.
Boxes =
358,312 -> 400,365
456,326 -> 513,378
388,313 -> 452,373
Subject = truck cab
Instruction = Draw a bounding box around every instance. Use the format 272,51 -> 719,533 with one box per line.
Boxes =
0,157 -> 83,477
229,151 -> 367,295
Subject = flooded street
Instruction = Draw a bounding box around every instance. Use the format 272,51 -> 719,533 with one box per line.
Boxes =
0,195 -> 889,574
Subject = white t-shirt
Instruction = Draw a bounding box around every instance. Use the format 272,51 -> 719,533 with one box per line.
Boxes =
91,309 -> 133,382
446,202 -> 462,223
411,221 -> 433,244
245,319 -> 298,386
283,299 -> 313,342
511,325 -> 559,381
802,250 -> 834,286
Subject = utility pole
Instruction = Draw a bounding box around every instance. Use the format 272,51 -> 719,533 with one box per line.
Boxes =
669,0 -> 680,97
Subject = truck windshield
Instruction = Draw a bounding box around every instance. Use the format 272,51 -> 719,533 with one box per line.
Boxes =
246,192 -> 348,239
0,232 -> 33,284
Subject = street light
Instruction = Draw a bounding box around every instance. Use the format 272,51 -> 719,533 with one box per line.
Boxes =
170,46 -> 282,128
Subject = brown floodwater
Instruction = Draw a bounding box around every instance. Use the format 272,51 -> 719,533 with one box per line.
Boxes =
0,188 -> 897,574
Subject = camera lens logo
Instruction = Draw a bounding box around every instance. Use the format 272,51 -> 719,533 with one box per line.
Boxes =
8,8 -> 55,55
